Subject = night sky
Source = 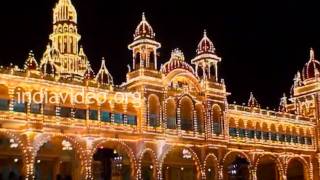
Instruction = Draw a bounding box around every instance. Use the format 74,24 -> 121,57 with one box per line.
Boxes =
0,0 -> 319,109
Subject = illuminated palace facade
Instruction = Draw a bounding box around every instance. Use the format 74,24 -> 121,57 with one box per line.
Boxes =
0,0 -> 319,180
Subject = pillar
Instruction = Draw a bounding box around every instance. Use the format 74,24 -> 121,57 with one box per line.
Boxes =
218,165 -> 223,180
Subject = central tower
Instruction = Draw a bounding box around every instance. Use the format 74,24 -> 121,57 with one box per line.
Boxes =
40,0 -> 89,79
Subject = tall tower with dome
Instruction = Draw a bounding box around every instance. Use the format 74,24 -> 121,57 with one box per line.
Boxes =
39,0 -> 90,79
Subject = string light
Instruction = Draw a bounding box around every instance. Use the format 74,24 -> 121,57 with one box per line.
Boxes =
0,0 -> 316,179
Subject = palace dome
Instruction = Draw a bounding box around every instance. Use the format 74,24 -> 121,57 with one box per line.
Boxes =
196,30 -> 215,55
134,13 -> 155,40
161,48 -> 195,74
302,48 -> 320,81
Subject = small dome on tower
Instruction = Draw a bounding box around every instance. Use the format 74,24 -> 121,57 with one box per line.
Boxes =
95,57 -> 113,85
302,48 -> 320,81
196,30 -> 216,55
161,48 -> 195,74
24,50 -> 38,70
134,13 -> 155,40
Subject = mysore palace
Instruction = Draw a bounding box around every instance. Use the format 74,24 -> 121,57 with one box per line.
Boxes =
0,0 -> 319,180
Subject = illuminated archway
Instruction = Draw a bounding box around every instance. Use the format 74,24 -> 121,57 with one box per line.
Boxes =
34,135 -> 85,180
138,148 -> 159,180
92,139 -> 137,180
255,154 -> 282,180
160,146 -> 203,180
204,153 -> 219,180
223,151 -> 250,180
287,157 -> 309,180
0,131 -> 25,179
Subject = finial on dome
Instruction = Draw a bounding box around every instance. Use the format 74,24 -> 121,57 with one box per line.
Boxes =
310,47 -> 315,61
203,29 -> 207,37
142,12 -> 146,21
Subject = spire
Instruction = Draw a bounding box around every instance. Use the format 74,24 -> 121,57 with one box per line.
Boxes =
203,29 -> 207,38
248,92 -> 259,108
95,57 -> 114,85
310,47 -> 315,61
142,12 -> 146,21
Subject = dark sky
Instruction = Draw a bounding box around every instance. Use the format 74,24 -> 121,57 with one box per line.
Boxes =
0,0 -> 319,109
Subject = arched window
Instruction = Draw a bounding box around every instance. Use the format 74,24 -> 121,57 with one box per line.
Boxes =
195,104 -> 205,134
148,94 -> 160,127
180,97 -> 193,131
149,51 -> 155,69
212,105 -> 222,135
166,99 -> 176,129
135,52 -> 141,68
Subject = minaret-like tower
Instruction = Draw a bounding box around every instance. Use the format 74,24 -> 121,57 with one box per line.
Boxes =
128,13 -> 161,71
40,0 -> 89,79
125,13 -> 163,91
191,30 -> 221,82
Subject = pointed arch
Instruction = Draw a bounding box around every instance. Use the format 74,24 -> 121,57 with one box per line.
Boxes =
179,96 -> 194,131
286,157 -> 310,180
148,94 -> 161,127
138,148 -> 160,180
166,98 -> 177,129
212,104 -> 222,135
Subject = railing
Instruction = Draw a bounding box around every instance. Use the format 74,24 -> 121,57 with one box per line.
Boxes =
228,104 -> 314,124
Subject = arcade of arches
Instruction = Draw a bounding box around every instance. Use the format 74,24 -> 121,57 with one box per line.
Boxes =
0,131 -> 314,180
0,0 -> 319,179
